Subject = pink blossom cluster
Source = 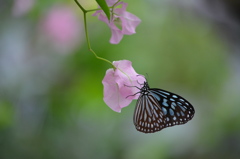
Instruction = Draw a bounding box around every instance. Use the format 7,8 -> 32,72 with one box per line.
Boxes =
93,0 -> 141,44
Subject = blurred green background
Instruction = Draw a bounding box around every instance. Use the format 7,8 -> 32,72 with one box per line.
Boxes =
0,0 -> 240,159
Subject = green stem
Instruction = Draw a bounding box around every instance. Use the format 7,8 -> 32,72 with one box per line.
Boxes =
74,0 -> 116,69
86,8 -> 102,12
74,0 -> 86,13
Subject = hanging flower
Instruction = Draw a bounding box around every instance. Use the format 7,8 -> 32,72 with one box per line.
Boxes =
93,0 -> 141,44
102,60 -> 145,112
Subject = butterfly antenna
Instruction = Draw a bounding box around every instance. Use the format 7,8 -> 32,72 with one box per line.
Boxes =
124,84 -> 141,90
136,80 -> 144,85
145,73 -> 149,83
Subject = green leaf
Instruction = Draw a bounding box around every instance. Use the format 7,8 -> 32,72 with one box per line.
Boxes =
96,0 -> 110,20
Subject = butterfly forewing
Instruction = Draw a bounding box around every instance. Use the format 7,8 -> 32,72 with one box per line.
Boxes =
150,89 -> 195,128
134,93 -> 166,133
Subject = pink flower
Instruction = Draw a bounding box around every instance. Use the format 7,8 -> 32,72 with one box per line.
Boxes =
40,5 -> 83,53
102,60 -> 145,112
93,1 -> 141,44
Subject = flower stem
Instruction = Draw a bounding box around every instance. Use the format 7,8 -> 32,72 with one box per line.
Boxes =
110,0 -> 120,20
74,0 -> 116,69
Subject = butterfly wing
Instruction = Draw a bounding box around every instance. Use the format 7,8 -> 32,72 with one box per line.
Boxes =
133,93 -> 167,133
149,88 -> 195,128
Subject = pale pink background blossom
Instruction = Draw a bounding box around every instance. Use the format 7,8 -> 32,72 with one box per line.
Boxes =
102,60 -> 145,112
40,5 -> 83,53
93,0 -> 141,44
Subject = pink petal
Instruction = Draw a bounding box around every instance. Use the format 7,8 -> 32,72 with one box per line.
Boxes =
102,69 -> 133,112
118,2 -> 128,13
109,29 -> 123,44
102,60 -> 145,112
106,0 -> 120,6
113,60 -> 145,99
92,10 -> 102,16
94,12 -> 108,23
120,12 -> 141,35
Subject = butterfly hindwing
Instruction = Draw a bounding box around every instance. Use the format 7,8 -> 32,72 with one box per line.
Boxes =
150,88 -> 195,128
134,93 -> 166,133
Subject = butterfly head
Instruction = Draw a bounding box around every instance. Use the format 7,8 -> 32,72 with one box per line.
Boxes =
140,81 -> 150,95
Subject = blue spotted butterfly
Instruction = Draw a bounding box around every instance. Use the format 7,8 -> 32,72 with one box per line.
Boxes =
133,81 -> 195,133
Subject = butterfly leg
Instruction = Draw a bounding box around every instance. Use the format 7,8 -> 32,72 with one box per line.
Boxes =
126,91 -> 141,98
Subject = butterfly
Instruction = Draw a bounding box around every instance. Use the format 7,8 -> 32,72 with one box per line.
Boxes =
132,81 -> 195,133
